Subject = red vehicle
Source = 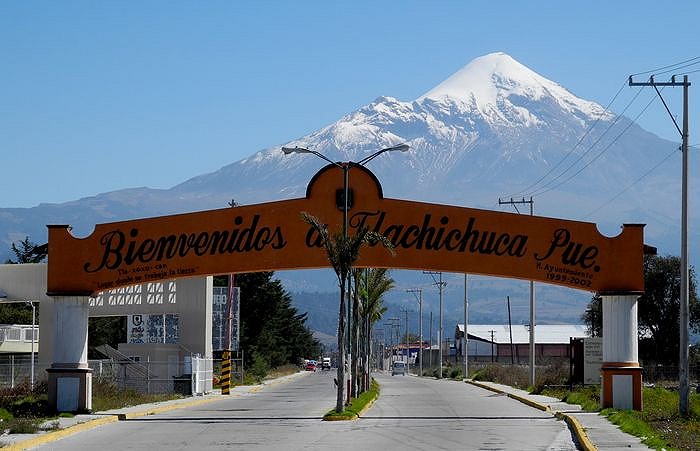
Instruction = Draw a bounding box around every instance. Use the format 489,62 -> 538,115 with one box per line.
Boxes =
305,360 -> 317,372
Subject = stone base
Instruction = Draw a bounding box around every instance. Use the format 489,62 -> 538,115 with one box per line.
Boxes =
47,367 -> 93,412
601,363 -> 643,410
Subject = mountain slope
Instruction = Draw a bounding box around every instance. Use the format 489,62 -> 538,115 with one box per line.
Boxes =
1,52 -> 688,272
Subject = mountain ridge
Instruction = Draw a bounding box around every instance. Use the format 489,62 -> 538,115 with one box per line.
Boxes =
1,53 -> 691,321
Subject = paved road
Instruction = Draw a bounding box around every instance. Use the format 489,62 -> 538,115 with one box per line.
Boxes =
31,371 -> 578,450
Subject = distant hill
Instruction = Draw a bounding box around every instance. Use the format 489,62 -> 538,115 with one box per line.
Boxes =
2,52 -> 691,335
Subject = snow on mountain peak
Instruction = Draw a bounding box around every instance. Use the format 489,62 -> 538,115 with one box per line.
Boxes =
418,52 -> 609,122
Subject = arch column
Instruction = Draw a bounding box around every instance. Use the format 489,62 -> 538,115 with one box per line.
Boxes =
46,295 -> 92,412
600,293 -> 642,410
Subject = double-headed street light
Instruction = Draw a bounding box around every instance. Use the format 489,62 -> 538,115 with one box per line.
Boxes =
282,143 -> 409,237
282,143 -> 409,392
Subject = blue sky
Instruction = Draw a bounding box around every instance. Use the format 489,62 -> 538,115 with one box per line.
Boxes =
2,1 -> 698,208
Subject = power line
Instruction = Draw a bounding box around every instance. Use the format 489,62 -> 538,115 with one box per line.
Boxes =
530,89 -> 660,197
582,147 -> 677,219
652,60 -> 700,77
676,68 -> 700,76
512,57 -> 698,199
506,80 -> 628,198
630,56 -> 700,77
526,88 -> 647,196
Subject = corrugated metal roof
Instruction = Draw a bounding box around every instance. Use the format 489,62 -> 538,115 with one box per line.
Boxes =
456,324 -> 588,344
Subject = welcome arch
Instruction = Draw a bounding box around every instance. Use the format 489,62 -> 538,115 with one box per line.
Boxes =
47,164 -> 646,410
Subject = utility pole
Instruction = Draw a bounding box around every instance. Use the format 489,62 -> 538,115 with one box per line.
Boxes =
407,289 -> 423,377
629,74 -> 691,415
507,296 -> 515,365
400,308 -> 411,373
424,271 -> 446,378
490,330 -> 496,363
429,311 -> 433,371
463,274 -> 468,380
499,197 -> 536,385
385,317 -> 400,365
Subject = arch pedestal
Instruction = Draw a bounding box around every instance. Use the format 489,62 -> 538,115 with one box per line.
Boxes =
46,296 -> 92,412
600,293 -> 642,410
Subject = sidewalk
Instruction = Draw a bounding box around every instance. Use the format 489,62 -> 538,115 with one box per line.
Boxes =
467,380 -> 652,451
0,372 -> 308,451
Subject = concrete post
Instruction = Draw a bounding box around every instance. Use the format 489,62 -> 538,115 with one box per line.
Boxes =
46,295 -> 92,412
600,293 -> 642,410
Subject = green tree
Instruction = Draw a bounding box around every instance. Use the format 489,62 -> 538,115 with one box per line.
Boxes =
234,272 -> 320,372
580,294 -> 602,337
302,212 -> 393,413
88,317 -> 127,358
638,254 -> 699,364
1,237 -> 47,325
6,237 -> 47,264
582,255 -> 700,364
358,268 -> 393,393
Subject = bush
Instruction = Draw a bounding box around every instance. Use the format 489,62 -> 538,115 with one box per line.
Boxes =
248,352 -> 270,382
92,379 -> 180,412
449,367 -> 463,379
472,363 -> 528,387
9,395 -> 50,418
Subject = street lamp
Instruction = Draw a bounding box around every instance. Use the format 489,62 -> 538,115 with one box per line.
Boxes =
25,300 -> 36,390
282,143 -> 409,398
0,290 -> 37,390
407,288 -> 422,377
282,143 -> 409,236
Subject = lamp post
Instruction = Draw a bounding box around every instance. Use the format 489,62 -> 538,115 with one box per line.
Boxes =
0,291 -> 36,390
282,143 -> 409,399
406,288 -> 422,377
282,144 -> 409,237
26,301 -> 36,390
424,271 -> 446,378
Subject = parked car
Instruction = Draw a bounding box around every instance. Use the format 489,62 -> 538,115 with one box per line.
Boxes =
305,360 -> 317,371
391,361 -> 406,376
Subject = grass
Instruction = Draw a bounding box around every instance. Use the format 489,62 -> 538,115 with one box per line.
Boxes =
90,379 -> 183,412
324,378 -> 379,420
471,363 -> 700,450
602,387 -> 700,451
540,384 -> 700,450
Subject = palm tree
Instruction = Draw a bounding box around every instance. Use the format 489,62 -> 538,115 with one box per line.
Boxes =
302,213 -> 393,413
359,268 -> 394,392
351,268 -> 361,398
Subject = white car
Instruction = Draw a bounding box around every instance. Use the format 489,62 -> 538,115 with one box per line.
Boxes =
391,361 -> 406,376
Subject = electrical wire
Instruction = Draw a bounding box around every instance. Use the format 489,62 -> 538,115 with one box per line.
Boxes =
525,87 -> 647,196
509,57 -> 694,203
583,147 -> 677,219
675,68 -> 700,76
630,56 -> 700,77
505,81 -> 628,198
652,60 -> 700,77
531,89 -> 661,197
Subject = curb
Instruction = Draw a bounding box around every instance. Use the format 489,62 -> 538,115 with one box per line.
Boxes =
2,415 -> 119,451
115,395 -> 225,420
466,380 -> 596,451
323,382 -> 380,421
556,412 -> 597,451
3,395 -> 226,450
467,380 -> 550,412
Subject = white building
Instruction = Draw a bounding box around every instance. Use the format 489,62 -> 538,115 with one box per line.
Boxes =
455,324 -> 589,363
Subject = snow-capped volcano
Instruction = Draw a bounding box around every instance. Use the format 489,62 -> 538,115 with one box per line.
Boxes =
0,52 -> 687,267
418,52 -> 610,124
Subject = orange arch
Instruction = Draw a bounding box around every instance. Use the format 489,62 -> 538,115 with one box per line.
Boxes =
47,165 -> 644,296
